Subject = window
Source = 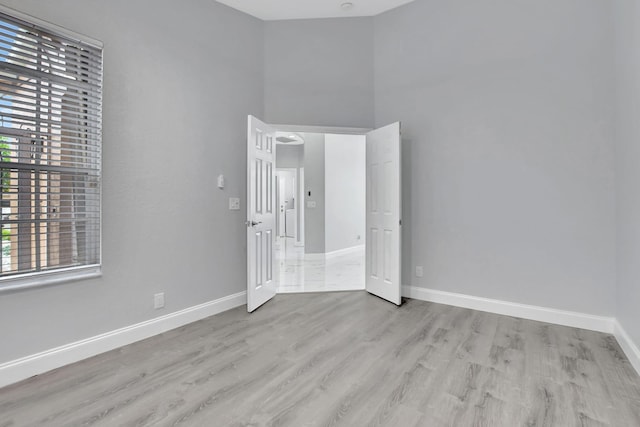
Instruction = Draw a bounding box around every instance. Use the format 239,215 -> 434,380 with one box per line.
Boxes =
0,7 -> 102,289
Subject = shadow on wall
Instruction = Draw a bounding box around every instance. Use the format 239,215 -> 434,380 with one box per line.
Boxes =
401,135 -> 413,287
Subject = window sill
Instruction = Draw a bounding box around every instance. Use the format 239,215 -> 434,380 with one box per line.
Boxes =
0,265 -> 102,293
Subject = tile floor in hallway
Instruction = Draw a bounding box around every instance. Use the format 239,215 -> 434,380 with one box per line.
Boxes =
274,237 -> 365,293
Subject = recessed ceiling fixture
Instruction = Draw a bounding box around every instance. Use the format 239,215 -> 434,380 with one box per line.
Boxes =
275,132 -> 305,145
341,2 -> 354,11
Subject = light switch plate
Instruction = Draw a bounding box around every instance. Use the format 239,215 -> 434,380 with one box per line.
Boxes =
229,197 -> 240,210
415,266 -> 424,278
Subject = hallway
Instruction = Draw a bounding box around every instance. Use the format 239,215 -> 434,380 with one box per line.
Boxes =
275,237 -> 365,293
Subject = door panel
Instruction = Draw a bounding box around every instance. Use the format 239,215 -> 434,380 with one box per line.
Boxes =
247,115 -> 277,312
365,122 -> 402,305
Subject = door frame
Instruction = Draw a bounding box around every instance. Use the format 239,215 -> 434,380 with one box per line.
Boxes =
271,124 -> 371,135
296,167 -> 305,247
251,121 -> 402,304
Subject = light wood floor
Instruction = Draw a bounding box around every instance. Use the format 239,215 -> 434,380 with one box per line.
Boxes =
1,292 -> 640,426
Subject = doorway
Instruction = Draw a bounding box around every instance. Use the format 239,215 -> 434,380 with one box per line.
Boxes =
275,169 -> 296,239
274,132 -> 367,294
246,116 -> 402,312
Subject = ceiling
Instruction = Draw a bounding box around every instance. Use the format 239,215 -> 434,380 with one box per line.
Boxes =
215,0 -> 416,21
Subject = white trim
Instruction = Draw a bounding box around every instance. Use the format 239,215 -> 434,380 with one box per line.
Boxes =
614,320 -> 640,376
0,4 -> 103,48
303,245 -> 365,260
0,265 -> 102,293
277,285 -> 365,294
0,5 -> 104,292
0,291 -> 247,389
272,124 -> 372,135
298,167 -> 305,247
402,285 -> 615,334
325,244 -> 365,259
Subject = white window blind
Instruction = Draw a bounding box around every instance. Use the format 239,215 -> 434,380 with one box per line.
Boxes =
0,8 -> 102,285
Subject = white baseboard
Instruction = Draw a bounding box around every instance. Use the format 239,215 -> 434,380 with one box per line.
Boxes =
304,245 -> 365,260
3,287 -> 636,390
614,320 -> 640,376
402,285 -> 615,334
325,245 -> 365,259
0,291 -> 247,389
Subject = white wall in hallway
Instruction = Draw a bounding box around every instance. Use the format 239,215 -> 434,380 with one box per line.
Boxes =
324,134 -> 366,253
276,145 -> 303,169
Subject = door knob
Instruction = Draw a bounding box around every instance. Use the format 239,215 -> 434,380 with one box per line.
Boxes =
246,220 -> 262,227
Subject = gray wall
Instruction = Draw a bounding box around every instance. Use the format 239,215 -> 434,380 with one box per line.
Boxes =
0,0 -> 263,363
614,0 -> 640,346
374,0 -> 617,315
1,0 -> 631,367
303,133 -> 325,253
264,18 -> 374,128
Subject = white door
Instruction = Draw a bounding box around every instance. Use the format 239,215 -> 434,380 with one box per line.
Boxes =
247,115 -> 277,312
366,122 -> 402,305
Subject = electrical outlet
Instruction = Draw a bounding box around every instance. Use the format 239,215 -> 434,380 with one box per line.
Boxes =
154,292 -> 165,309
415,266 -> 424,278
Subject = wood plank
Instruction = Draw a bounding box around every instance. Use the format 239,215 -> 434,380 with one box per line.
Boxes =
1,292 -> 639,426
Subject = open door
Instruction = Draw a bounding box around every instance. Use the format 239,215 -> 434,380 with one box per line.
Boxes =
247,115 -> 277,312
366,122 -> 402,305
